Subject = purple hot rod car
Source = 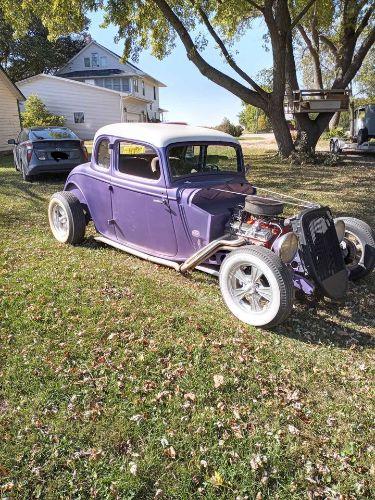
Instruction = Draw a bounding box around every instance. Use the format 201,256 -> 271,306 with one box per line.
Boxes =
48,123 -> 375,328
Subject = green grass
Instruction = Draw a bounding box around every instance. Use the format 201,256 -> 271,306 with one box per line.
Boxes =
1,152 -> 374,498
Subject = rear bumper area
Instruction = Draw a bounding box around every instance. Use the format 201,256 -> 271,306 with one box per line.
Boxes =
27,162 -> 82,175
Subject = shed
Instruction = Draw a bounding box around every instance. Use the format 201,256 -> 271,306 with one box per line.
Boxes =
0,66 -> 24,153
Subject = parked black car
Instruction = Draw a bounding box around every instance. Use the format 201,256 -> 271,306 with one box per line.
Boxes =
8,127 -> 89,181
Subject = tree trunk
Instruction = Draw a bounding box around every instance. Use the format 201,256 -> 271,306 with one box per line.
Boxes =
295,112 -> 333,152
268,106 -> 295,157
329,112 -> 340,130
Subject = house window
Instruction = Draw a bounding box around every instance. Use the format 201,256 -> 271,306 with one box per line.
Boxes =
91,53 -> 99,67
95,78 -> 104,87
113,78 -> 121,91
95,139 -> 111,169
104,79 -> 113,89
121,78 -> 130,92
84,79 -> 95,85
74,112 -> 84,124
133,78 -> 139,93
117,141 -> 160,180
100,56 -> 107,68
142,80 -> 145,96
153,86 -> 156,100
84,57 -> 91,68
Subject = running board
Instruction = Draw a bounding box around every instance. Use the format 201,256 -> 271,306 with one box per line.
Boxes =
95,236 -> 222,277
94,236 -> 181,270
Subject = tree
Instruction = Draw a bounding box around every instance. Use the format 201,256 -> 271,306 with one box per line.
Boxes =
239,68 -> 272,132
0,11 -> 89,82
214,117 -> 243,137
21,95 -> 65,127
1,1 -> 373,156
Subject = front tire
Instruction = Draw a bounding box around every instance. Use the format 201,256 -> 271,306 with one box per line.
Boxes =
219,246 -> 294,328
336,217 -> 375,280
48,191 -> 86,245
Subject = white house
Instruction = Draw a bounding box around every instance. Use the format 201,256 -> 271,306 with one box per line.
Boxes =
17,40 -> 167,140
0,66 -> 24,153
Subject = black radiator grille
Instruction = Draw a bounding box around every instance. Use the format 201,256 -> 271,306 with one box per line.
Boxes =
298,208 -> 346,284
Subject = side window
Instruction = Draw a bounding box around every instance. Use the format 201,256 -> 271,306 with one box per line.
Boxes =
117,141 -> 160,180
84,57 -> 91,68
74,112 -> 84,124
96,139 -> 111,169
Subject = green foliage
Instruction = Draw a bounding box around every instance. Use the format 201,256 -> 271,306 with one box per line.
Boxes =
239,104 -> 272,133
21,94 -> 65,127
355,46 -> 375,100
0,10 -> 89,81
214,117 -> 243,137
322,127 -> 346,139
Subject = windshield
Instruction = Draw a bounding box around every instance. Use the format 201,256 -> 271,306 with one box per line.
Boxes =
30,128 -> 78,140
168,143 -> 242,179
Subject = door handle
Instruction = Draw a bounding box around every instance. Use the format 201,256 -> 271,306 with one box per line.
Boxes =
109,185 -> 114,192
153,198 -> 168,205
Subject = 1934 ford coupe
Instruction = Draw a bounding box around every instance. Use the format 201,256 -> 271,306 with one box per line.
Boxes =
48,123 -> 375,328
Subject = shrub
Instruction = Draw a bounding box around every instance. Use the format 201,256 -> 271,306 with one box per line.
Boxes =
21,94 -> 65,128
214,117 -> 244,137
322,127 -> 346,139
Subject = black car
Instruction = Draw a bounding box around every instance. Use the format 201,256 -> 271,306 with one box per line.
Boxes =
8,127 -> 89,181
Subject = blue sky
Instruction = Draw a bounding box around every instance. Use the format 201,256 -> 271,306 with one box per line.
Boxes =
88,10 -> 272,126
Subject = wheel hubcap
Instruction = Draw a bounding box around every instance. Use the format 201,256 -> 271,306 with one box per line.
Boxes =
52,203 -> 68,237
230,264 -> 273,313
343,231 -> 364,269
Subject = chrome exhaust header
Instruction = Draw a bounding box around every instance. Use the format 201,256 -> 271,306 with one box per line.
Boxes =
179,235 -> 246,273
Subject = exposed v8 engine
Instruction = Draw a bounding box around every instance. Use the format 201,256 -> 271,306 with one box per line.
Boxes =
229,195 -> 287,245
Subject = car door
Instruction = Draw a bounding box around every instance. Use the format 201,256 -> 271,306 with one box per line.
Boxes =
84,137 -> 116,240
110,140 -> 178,257
15,130 -> 27,168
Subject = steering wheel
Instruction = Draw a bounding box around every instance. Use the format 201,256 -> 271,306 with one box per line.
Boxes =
202,163 -> 219,172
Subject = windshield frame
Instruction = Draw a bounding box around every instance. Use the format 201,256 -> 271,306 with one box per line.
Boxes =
166,141 -> 244,183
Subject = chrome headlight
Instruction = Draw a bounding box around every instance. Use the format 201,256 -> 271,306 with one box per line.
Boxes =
334,219 -> 345,242
276,232 -> 299,264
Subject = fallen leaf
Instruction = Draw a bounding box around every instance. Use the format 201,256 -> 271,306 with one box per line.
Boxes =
164,446 -> 176,459
210,471 -> 224,487
213,374 -> 224,388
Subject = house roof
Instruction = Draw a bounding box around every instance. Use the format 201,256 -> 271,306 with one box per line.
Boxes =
56,40 -> 166,87
59,69 -> 125,78
16,73 -> 132,97
94,123 -> 239,148
0,65 -> 25,101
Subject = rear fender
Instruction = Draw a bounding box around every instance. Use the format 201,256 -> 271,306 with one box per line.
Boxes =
64,182 -> 91,221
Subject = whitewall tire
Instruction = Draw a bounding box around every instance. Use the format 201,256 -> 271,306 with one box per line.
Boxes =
48,191 -> 86,245
219,246 -> 294,328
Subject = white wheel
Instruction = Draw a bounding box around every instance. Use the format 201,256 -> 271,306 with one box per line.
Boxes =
48,192 -> 86,244
219,246 -> 294,328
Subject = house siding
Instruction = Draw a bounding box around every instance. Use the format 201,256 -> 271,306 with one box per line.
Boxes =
57,44 -> 137,76
18,77 -> 122,140
0,80 -> 21,152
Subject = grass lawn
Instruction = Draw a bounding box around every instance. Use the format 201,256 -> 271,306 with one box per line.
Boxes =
1,150 -> 374,498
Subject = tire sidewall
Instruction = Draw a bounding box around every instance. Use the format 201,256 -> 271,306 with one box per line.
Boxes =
48,195 -> 74,244
220,250 -> 283,327
337,217 -> 375,280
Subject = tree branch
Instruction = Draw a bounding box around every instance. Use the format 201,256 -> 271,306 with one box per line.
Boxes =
355,4 -> 374,39
152,0 -> 266,109
341,26 -> 375,86
244,0 -> 264,12
319,35 -> 339,63
297,24 -> 323,88
290,0 -> 318,30
192,3 -> 268,98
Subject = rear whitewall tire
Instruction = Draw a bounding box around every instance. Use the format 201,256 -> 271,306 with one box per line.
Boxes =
48,191 -> 86,245
219,246 -> 294,328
